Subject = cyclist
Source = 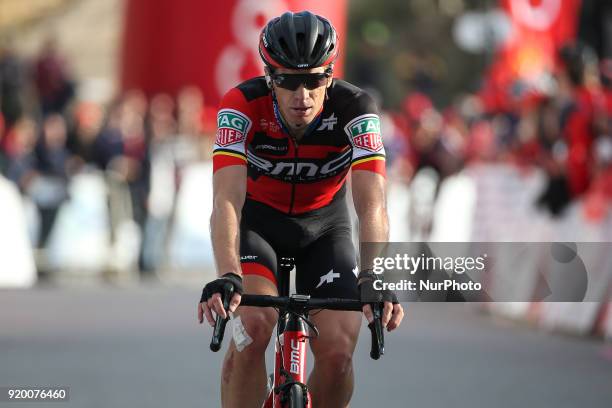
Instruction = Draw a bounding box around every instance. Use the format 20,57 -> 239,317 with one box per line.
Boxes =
198,11 -> 404,407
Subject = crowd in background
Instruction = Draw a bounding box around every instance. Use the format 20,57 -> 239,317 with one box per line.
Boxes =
0,38 -> 216,274
1,37 -> 611,276
380,42 -> 612,223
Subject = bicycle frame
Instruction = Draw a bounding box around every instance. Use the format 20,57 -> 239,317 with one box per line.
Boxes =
262,257 -> 311,407
262,303 -> 311,408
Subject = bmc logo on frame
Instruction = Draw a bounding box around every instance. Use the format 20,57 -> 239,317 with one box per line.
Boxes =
290,339 -> 301,374
345,114 -> 383,152
216,109 -> 252,147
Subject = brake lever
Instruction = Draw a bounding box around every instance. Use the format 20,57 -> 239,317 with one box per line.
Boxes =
367,302 -> 385,360
210,283 -> 233,352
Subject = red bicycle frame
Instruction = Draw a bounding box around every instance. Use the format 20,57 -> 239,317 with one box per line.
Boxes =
263,305 -> 311,408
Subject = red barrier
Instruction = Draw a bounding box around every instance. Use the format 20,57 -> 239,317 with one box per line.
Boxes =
121,0 -> 347,106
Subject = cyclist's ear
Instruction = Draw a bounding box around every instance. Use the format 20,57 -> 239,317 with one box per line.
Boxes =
264,66 -> 273,89
325,64 -> 334,88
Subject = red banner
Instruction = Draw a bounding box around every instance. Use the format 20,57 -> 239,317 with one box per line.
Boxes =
120,0 -> 348,108
481,0 -> 581,111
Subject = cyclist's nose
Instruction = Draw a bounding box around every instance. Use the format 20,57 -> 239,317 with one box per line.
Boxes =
293,84 -> 310,101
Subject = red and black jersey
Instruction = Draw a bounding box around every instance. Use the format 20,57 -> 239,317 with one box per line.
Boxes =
213,77 -> 385,214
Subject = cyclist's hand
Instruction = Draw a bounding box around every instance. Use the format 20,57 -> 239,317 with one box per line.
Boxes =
197,273 -> 243,326
358,272 -> 404,332
361,302 -> 404,332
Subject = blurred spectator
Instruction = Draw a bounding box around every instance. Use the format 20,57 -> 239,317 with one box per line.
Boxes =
33,37 -> 75,116
5,115 -> 69,247
403,92 -> 433,123
141,93 -> 177,272
5,117 -> 38,186
33,114 -> 71,246
36,114 -> 71,180
177,85 -> 218,158
112,92 -> 150,230
408,50 -> 439,96
103,93 -> 151,272
410,107 -> 462,178
0,113 -> 6,173
534,98 -> 571,216
68,102 -> 107,172
150,93 -> 177,143
466,119 -> 497,163
557,43 -> 601,198
0,40 -> 25,127
95,108 -> 124,169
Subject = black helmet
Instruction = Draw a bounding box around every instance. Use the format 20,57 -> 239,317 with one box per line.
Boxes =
259,11 -> 339,70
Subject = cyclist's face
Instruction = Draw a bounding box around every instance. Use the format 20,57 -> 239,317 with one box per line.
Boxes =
271,66 -> 332,133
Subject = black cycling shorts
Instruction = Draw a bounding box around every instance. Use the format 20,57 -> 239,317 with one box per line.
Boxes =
239,193 -> 359,300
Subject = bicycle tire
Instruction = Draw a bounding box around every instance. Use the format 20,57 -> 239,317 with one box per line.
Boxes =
288,383 -> 305,408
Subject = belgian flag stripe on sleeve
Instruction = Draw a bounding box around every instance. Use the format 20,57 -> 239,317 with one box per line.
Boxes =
351,154 -> 386,176
213,150 -> 247,172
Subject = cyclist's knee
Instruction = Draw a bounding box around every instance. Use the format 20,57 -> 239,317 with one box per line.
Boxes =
311,335 -> 355,376
233,307 -> 276,355
315,349 -> 354,376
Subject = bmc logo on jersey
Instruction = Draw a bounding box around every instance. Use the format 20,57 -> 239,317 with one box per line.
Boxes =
247,148 -> 351,182
344,114 -> 383,152
216,109 -> 252,147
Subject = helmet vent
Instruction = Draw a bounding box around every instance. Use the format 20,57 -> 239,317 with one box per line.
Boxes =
312,35 -> 323,58
296,33 -> 306,60
278,38 -> 292,60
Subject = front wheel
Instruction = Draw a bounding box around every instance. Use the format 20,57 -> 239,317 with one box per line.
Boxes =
287,383 -> 306,408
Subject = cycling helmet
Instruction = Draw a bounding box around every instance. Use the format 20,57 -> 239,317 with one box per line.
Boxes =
259,11 -> 339,70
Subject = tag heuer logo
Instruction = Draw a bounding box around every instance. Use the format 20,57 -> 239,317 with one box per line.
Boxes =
345,114 -> 383,152
216,109 -> 252,147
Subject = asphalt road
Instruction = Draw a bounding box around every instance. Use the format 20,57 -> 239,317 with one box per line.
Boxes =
1,285 -> 611,408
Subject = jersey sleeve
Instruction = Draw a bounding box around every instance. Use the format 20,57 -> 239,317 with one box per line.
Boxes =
213,88 -> 253,173
343,92 -> 386,176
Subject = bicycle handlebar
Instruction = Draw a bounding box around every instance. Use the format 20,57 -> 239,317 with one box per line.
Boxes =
240,295 -> 363,310
209,293 -> 385,360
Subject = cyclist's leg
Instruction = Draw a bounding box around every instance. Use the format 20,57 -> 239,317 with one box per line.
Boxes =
308,309 -> 361,408
221,229 -> 278,408
295,230 -> 362,408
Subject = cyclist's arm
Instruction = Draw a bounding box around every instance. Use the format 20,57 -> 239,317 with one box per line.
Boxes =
209,88 -> 252,277
200,87 -> 252,325
344,92 -> 388,247
352,170 -> 403,331
351,169 -> 389,245
199,165 -> 246,325
211,165 -> 247,277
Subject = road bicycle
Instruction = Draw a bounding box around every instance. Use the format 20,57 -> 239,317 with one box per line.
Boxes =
209,258 -> 386,408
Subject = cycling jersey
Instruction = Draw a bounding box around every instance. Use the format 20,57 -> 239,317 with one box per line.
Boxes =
213,77 -> 386,215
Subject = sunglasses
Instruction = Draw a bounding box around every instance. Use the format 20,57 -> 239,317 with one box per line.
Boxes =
270,72 -> 331,91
